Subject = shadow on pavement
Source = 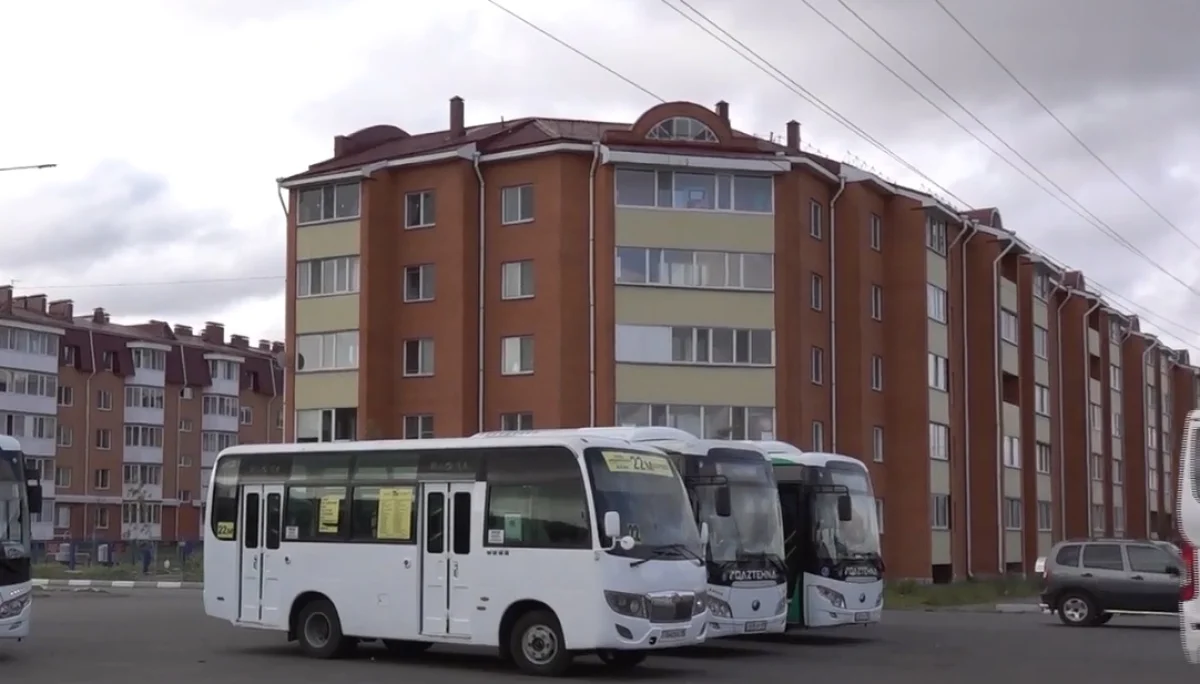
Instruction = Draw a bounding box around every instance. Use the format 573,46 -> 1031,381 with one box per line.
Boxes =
669,643 -> 778,658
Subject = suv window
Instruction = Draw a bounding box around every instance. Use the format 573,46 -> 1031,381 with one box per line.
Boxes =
1126,544 -> 1176,574
1054,544 -> 1081,567
1081,543 -> 1125,571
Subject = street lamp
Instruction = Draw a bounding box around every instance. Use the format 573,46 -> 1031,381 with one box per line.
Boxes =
0,163 -> 56,173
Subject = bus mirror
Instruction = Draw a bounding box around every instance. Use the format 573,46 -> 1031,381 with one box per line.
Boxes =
837,494 -> 852,522
26,480 -> 43,516
699,521 -> 710,546
603,510 -> 621,540
715,486 -> 732,518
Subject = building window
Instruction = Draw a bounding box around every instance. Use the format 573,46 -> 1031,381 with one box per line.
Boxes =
403,264 -> 436,302
1036,501 -> 1052,531
1113,506 -> 1125,536
95,429 -> 111,450
93,468 -> 110,490
615,325 -> 773,366
56,424 -> 72,447
97,390 -> 112,411
1033,325 -> 1049,359
928,353 -> 949,392
296,407 -> 357,443
402,339 -> 435,377
123,464 -> 162,486
1112,411 -> 1122,437
1003,436 -> 1020,468
870,284 -> 883,321
929,422 -> 949,461
1109,319 -> 1123,343
811,347 -> 824,385
1091,453 -> 1105,481
296,182 -> 360,225
931,494 -> 951,530
124,425 -> 164,448
1112,458 -> 1124,484
810,274 -> 823,311
1036,442 -> 1051,474
1090,504 -> 1106,534
208,359 -> 238,381
501,336 -> 534,375
56,385 -> 73,407
926,218 -> 947,255
297,255 -> 360,298
869,214 -> 881,250
927,284 -> 948,323
811,421 -> 824,451
809,200 -> 822,239
405,190 -> 436,228
240,406 -> 253,425
403,414 -> 434,439
501,184 -> 535,224
126,386 -> 166,410
616,247 -> 774,290
999,309 -> 1018,344
95,508 -> 110,529
501,260 -> 535,299
1033,272 -> 1050,300
202,396 -> 239,419
500,412 -> 533,430
872,426 -> 884,462
0,326 -> 58,356
1148,426 -> 1158,450
870,355 -> 883,391
54,466 -> 70,488
1004,497 -> 1023,530
1109,363 -> 1121,391
131,348 -> 166,371
295,331 -> 359,372
615,169 -> 772,213
646,116 -> 718,143
179,418 -> 193,432
1034,384 -> 1051,416
615,403 -> 775,440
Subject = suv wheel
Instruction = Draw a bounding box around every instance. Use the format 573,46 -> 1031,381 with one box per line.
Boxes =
1057,593 -> 1099,627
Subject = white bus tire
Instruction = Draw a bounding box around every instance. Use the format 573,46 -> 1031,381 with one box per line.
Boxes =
296,598 -> 355,659
509,609 -> 573,676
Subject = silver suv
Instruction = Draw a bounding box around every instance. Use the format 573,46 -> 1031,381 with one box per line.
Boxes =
1038,538 -> 1182,626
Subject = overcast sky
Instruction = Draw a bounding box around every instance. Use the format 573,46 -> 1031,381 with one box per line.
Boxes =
2,0 -> 1197,351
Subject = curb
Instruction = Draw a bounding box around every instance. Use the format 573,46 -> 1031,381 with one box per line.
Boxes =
33,578 -> 203,590
993,602 -> 1044,614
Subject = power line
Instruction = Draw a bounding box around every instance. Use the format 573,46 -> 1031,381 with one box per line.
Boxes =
931,0 -> 1197,249
795,0 -> 1200,297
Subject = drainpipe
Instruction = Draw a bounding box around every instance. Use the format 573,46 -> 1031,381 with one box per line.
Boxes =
828,175 -> 846,450
174,349 -> 187,542
1141,337 -> 1162,538
84,329 -> 98,549
949,218 -> 978,576
1053,287 -> 1074,541
473,154 -> 486,432
274,184 -> 289,440
992,239 -> 1017,574
587,143 -> 601,426
1082,299 -> 1103,535
1116,324 -> 1136,536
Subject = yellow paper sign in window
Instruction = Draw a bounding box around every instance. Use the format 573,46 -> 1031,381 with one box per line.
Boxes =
377,487 -> 414,540
216,521 -> 235,540
602,451 -> 672,477
318,496 -> 342,533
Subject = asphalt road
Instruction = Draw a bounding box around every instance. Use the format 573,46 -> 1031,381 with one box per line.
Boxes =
0,589 -> 1189,682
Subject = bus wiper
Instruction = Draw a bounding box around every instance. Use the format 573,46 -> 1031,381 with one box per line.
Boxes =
630,543 -> 704,567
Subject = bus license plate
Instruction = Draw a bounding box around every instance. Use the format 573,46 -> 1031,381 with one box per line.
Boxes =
745,621 -> 767,633
661,629 -> 687,640
854,612 -> 870,623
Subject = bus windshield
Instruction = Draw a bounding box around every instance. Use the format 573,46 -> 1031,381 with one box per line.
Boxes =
690,450 -> 784,564
812,464 -> 880,560
585,447 -> 702,560
0,456 -> 26,549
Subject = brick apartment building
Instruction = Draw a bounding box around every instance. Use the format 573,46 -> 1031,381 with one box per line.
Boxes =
0,288 -> 284,544
279,96 -> 1199,580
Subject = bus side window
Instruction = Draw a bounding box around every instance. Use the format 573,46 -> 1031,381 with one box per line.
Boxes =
244,493 -> 260,549
266,493 -> 282,550
427,492 -> 445,554
452,491 -> 471,555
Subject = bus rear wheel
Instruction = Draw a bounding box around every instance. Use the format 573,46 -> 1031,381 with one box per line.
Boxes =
598,650 -> 647,670
297,599 -> 355,659
509,610 -> 573,676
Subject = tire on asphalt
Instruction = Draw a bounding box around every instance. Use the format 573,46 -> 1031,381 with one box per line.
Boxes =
296,598 -> 356,658
1056,592 -> 1100,627
508,609 -> 573,676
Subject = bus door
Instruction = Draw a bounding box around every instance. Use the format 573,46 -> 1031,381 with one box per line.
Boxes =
777,483 -> 806,625
238,484 -> 284,625
420,482 -> 475,638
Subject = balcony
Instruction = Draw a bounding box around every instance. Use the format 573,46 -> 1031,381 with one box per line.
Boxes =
126,367 -> 166,387
126,405 -> 165,426
124,446 -> 164,465
22,435 -> 55,457
31,520 -> 54,541
201,413 -> 238,433
201,451 -> 218,468
121,523 -> 162,541
0,392 -> 55,417
39,478 -> 55,500
123,483 -> 163,501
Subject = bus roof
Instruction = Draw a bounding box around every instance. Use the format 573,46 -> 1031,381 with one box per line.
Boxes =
217,434 -> 647,459
472,428 -> 771,457
741,441 -> 866,469
0,435 -> 19,452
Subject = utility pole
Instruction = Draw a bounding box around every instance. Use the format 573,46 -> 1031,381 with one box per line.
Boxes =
0,163 -> 56,174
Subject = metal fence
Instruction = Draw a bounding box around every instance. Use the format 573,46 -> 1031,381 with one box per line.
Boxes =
31,540 -> 204,582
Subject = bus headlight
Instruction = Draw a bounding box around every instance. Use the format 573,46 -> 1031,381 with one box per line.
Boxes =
707,595 -> 733,618
776,596 -> 788,615
604,591 -> 648,619
692,591 -> 708,615
815,585 -> 846,609
0,592 -> 31,619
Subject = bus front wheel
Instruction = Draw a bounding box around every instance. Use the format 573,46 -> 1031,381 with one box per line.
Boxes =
296,599 -> 356,659
509,610 -> 573,676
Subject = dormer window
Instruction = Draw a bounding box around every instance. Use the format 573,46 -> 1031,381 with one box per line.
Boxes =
647,116 -> 718,143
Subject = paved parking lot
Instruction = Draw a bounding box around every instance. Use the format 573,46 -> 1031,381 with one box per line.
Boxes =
0,589 -> 1189,682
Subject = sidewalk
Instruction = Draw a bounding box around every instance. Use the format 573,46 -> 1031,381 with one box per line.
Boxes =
33,578 -> 202,590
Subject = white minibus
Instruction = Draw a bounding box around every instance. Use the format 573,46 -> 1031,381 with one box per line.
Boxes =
1178,410 -> 1199,662
0,435 -> 42,642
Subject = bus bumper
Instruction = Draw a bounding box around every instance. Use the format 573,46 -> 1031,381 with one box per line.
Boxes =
1182,601 -> 1200,664
0,585 -> 33,640
706,613 -> 788,638
600,613 -> 707,650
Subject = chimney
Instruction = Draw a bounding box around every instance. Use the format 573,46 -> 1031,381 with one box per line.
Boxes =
449,96 -> 465,138
173,324 -> 193,337
258,339 -> 271,351
201,321 -> 225,344
271,341 -> 285,354
715,101 -> 729,122
333,134 -> 349,157
92,307 -> 107,324
230,334 -> 249,349
0,285 -> 10,309
16,294 -> 47,314
785,120 -> 800,153
48,299 -> 74,320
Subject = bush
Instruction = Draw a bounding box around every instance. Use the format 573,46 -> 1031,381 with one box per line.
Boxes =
884,576 -> 1039,608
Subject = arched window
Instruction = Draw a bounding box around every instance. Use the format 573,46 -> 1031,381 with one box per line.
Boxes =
647,116 -> 718,143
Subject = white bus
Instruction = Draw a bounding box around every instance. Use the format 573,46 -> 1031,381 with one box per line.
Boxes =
476,428 -> 788,638
750,442 -> 884,629
0,435 -> 42,642
1178,410 -> 1200,662
203,435 -> 710,676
